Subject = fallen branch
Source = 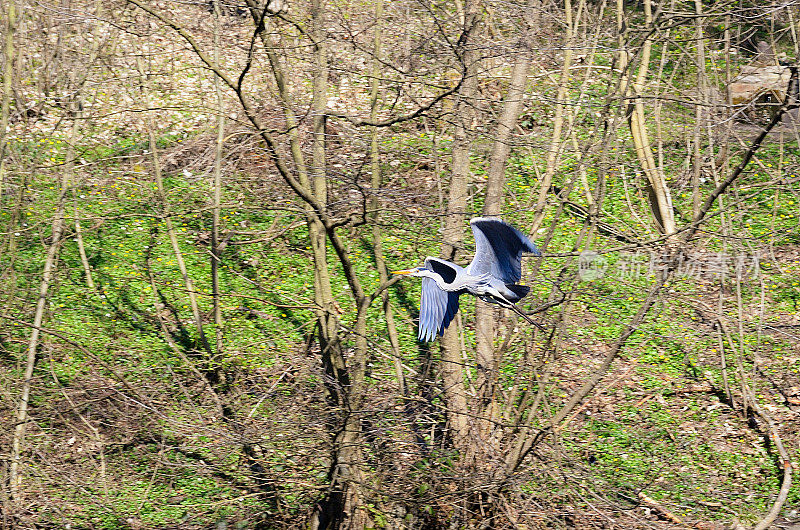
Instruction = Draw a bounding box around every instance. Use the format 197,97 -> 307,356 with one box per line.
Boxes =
747,385 -> 793,530
638,492 -> 683,525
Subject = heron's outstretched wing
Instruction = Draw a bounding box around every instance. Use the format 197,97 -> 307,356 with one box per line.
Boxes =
468,217 -> 539,283
419,277 -> 460,342
424,256 -> 459,284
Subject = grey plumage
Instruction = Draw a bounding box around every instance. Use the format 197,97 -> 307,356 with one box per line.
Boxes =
393,217 -> 540,342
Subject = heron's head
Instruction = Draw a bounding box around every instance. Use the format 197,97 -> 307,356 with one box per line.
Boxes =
391,266 -> 428,277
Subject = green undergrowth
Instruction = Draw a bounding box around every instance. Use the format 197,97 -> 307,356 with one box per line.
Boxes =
3,77 -> 800,529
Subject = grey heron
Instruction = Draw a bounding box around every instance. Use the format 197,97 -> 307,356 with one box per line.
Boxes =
393,217 -> 540,342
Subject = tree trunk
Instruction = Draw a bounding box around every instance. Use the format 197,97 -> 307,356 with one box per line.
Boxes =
692,0 -> 706,221
0,0 -> 16,201
624,0 -> 676,235
473,43 -> 532,456
366,0 -> 405,396
211,0 -> 225,356
530,0 -> 576,234
307,0 -> 369,525
439,2 -> 482,450
9,156 -> 67,507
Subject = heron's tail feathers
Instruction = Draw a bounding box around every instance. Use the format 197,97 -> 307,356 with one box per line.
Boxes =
504,283 -> 530,302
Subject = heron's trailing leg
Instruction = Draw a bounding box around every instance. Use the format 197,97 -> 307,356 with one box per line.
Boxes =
480,294 -> 545,332
506,304 -> 546,332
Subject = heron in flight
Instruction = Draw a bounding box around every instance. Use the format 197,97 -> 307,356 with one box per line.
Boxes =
393,217 -> 540,342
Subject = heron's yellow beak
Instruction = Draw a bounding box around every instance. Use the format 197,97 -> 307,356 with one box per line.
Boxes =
392,269 -> 414,275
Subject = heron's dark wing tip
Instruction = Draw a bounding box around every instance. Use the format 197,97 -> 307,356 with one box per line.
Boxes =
524,239 -> 541,256
469,217 -> 540,283
471,217 -> 539,252
438,291 -> 461,337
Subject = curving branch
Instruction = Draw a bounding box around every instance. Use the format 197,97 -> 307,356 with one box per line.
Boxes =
325,76 -> 466,128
